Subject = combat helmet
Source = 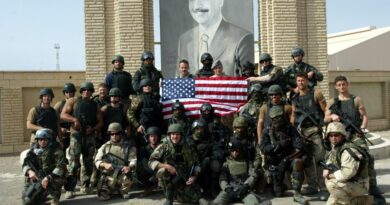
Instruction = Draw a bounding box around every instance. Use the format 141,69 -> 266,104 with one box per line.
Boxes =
326,122 -> 348,138
139,79 -> 153,88
268,85 -> 283,96
200,52 -> 213,63
259,53 -> 272,62
146,126 -> 162,139
233,116 -> 248,128
107,122 -> 123,133
291,47 -> 305,57
167,123 -> 184,135
108,87 -> 122,97
200,103 -> 214,115
79,81 -> 95,94
63,83 -> 76,94
35,128 -> 53,140
248,84 -> 262,96
141,51 -> 155,61
172,100 -> 185,111
112,55 -> 125,64
39,88 -> 55,99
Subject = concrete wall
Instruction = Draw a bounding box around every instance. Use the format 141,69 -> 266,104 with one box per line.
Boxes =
0,71 -> 85,154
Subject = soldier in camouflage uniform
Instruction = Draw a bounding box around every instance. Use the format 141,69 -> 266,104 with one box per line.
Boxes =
239,84 -> 264,128
54,83 -> 76,151
95,122 -> 137,200
133,51 -> 163,95
196,52 -> 214,77
260,106 -> 308,204
323,122 -> 373,205
137,126 -> 162,195
168,100 -> 190,136
247,53 -> 285,98
27,88 -> 62,146
324,75 -> 385,204
22,129 -> 67,205
241,61 -> 258,78
291,72 -> 328,200
61,81 -> 103,199
213,139 -> 271,205
92,83 -> 110,107
148,124 -> 209,205
284,47 -> 323,97
127,79 -> 164,148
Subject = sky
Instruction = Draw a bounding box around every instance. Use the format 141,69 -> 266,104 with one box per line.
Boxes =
0,0 -> 389,71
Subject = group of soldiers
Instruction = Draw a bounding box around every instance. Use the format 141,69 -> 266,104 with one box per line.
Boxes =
21,48 -> 386,205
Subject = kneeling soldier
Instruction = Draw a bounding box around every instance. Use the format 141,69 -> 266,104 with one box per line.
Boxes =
22,128 -> 67,205
95,122 -> 137,200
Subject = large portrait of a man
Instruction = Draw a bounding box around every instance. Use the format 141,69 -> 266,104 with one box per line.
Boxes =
160,0 -> 254,77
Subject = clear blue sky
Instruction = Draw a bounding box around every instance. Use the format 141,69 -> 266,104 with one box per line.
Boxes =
0,0 -> 389,71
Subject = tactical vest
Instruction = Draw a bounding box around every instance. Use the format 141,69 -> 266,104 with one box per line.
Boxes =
138,94 -> 161,128
112,70 -> 133,98
74,97 -> 98,127
164,141 -> 196,173
292,90 -> 324,127
227,158 -> 249,183
333,96 -> 362,133
102,142 -> 130,166
334,142 -> 368,182
34,106 -> 58,135
263,101 -> 287,129
104,104 -> 127,131
59,100 -> 72,129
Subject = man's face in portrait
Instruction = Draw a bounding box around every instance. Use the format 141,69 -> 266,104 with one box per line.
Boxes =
189,0 -> 223,27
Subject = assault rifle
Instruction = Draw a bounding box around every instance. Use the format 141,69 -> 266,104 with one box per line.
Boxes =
22,152 -> 47,204
101,154 -> 142,185
318,160 -> 339,173
329,104 -> 373,145
225,180 -> 249,200
167,160 -> 196,186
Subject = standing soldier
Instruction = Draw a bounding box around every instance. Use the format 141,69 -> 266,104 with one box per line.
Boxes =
291,72 -> 328,200
92,83 -> 110,107
168,100 -> 190,136
101,88 -> 130,146
94,122 -> 137,201
148,124 -> 208,205
133,51 -> 163,95
61,81 -> 103,199
196,52 -> 214,77
213,139 -> 271,205
284,47 -> 323,97
105,55 -> 135,104
27,88 -> 61,145
127,79 -> 164,148
247,53 -> 285,99
260,106 -> 307,204
54,83 -> 76,151
324,75 -> 385,204
22,129 -> 67,205
323,122 -> 373,205
137,126 -> 162,195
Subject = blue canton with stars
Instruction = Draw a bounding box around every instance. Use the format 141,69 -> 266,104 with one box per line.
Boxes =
162,78 -> 195,101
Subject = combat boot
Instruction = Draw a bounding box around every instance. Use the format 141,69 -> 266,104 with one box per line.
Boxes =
163,199 -> 174,205
98,191 -> 110,201
293,192 -> 309,205
64,191 -> 74,199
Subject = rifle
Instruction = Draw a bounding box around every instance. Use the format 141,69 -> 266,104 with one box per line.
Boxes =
225,179 -> 249,200
318,160 -> 339,173
22,152 -> 47,204
329,104 -> 373,145
167,160 -> 196,186
101,154 -> 143,186
294,107 -> 324,139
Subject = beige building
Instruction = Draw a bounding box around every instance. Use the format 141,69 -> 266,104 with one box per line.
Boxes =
0,0 -> 328,154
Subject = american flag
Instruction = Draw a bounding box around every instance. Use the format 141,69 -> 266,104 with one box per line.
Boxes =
162,77 -> 248,119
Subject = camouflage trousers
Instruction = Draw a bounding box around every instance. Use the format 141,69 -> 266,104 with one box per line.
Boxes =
22,176 -> 64,205
157,168 -> 202,203
301,126 -> 326,191
325,178 -> 371,205
98,172 -> 133,195
213,191 -> 261,205
66,132 -> 96,190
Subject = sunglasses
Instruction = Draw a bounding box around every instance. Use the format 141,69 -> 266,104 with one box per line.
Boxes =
110,132 -> 122,136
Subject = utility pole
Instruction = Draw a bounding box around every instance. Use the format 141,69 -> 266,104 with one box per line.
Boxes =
54,43 -> 60,70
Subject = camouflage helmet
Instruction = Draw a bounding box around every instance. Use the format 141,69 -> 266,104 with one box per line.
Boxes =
268,85 -> 283,95
108,87 -> 122,97
146,126 -> 162,139
35,128 -> 53,140
172,100 -> 185,111
191,119 -> 206,131
249,84 -> 262,96
268,106 -> 284,119
112,55 -> 125,64
200,103 -> 214,115
167,123 -> 184,135
259,53 -> 272,62
140,51 -> 155,61
326,122 -> 347,138
79,81 -> 95,93
139,79 -> 153,88
233,116 -> 248,128
107,122 -> 123,133
39,88 -> 55,99
291,47 -> 305,57
63,83 -> 76,94
242,61 -> 255,70
200,52 -> 213,63
228,138 -> 243,152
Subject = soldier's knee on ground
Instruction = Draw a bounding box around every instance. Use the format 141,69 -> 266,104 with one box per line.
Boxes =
350,195 -> 374,205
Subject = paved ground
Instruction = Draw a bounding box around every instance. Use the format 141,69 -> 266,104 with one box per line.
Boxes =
1,131 -> 390,204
